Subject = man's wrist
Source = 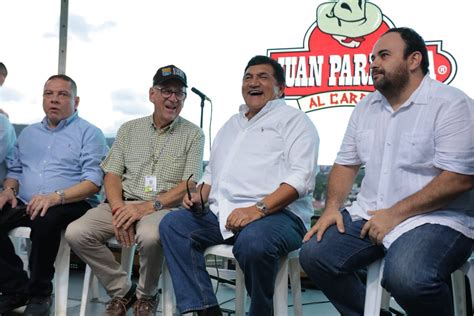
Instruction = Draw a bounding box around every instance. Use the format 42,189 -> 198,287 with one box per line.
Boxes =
54,190 -> 66,204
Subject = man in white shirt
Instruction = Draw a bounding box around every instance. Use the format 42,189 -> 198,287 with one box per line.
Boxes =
159,55 -> 319,316
300,27 -> 474,316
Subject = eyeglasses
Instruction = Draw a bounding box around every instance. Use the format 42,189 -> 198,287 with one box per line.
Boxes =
154,86 -> 186,101
186,174 -> 207,216
43,90 -> 72,100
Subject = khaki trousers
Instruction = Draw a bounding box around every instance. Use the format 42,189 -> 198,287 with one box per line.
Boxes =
65,202 -> 169,298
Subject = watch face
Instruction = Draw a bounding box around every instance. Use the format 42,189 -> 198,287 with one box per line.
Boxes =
154,200 -> 163,211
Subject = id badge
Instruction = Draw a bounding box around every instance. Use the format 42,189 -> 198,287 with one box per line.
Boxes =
144,175 -> 157,193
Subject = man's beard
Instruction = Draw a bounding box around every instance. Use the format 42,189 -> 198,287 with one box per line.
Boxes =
373,64 -> 409,97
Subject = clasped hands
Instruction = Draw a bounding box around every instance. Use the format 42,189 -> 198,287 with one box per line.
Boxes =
112,202 -> 152,247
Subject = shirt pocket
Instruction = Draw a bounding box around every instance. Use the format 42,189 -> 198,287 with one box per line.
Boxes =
398,132 -> 434,168
160,155 -> 186,185
356,130 -> 374,164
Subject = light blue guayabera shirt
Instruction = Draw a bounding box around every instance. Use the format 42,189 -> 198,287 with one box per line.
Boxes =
0,113 -> 16,186
6,111 -> 108,206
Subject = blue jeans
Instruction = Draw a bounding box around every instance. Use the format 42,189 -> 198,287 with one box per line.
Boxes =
299,210 -> 473,316
159,208 -> 306,315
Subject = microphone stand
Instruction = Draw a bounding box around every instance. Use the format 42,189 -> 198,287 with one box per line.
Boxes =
199,97 -> 205,129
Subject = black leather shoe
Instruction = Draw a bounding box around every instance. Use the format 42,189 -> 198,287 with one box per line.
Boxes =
23,296 -> 52,316
0,293 -> 28,313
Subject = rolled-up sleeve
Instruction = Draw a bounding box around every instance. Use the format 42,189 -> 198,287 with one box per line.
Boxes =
101,125 -> 126,177
434,95 -> 474,175
182,129 -> 205,183
282,113 -> 319,197
81,126 -> 108,186
335,103 -> 364,166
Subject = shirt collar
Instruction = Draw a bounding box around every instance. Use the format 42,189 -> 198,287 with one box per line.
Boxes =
239,98 -> 285,121
41,110 -> 79,131
372,74 -> 431,112
150,115 -> 181,134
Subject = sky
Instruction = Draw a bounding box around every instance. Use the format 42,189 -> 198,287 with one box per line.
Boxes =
1,0 -> 473,164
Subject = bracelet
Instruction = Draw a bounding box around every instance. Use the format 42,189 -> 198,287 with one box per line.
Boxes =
54,190 -> 66,205
4,186 -> 17,196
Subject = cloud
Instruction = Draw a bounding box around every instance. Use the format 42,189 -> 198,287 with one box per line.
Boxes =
44,14 -> 116,41
0,88 -> 23,102
111,89 -> 149,115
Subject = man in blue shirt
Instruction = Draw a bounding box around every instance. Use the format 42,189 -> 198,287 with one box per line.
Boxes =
0,62 -> 16,186
0,74 -> 108,316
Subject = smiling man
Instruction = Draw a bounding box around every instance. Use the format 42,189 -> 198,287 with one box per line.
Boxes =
300,27 -> 474,316
159,55 -> 319,316
0,74 -> 107,316
66,65 -> 204,316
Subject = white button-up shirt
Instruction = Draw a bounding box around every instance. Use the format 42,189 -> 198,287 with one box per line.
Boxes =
201,99 -> 319,239
336,75 -> 474,248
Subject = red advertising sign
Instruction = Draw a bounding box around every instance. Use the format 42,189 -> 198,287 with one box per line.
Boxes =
268,1 -> 457,113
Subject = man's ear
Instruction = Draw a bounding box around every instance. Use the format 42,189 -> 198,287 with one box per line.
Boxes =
409,51 -> 423,71
74,96 -> 80,110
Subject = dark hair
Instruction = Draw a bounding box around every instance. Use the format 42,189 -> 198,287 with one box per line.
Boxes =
384,27 -> 429,75
245,55 -> 286,87
46,74 -> 78,96
0,62 -> 7,77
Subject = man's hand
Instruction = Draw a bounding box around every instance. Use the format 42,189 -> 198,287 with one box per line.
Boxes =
182,190 -> 201,211
113,225 -> 135,247
360,208 -> 402,245
303,208 -> 345,242
27,193 -> 61,220
0,189 -> 17,209
113,202 -> 153,230
225,206 -> 264,232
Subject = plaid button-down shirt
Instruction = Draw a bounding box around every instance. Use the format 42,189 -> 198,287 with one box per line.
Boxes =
101,115 -> 204,201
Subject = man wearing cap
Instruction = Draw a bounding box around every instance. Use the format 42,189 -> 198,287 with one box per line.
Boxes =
66,65 -> 204,316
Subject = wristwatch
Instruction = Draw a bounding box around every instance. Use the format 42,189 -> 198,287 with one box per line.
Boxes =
153,198 -> 164,211
55,190 -> 66,204
255,200 -> 269,216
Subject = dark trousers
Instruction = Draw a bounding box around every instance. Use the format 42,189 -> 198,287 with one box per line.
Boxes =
0,201 -> 90,297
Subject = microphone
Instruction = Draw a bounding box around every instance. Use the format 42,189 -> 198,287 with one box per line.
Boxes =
191,87 -> 211,101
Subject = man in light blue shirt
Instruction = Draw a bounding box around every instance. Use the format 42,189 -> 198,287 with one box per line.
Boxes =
0,62 -> 16,186
0,74 -> 108,316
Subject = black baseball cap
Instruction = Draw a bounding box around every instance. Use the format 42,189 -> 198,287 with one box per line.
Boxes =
153,65 -> 187,87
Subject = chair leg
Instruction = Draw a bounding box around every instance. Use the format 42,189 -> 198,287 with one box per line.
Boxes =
79,265 -> 94,316
235,261 -> 246,316
162,261 -> 176,316
54,231 -> 70,316
364,259 -> 385,316
452,267 -> 468,316
274,256 -> 289,316
288,257 -> 302,316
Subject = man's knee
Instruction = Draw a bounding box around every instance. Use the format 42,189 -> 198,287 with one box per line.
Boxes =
299,238 -> 329,275
65,220 -> 88,249
382,262 -> 442,300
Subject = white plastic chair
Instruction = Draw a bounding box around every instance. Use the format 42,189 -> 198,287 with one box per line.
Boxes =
364,258 -> 472,316
8,227 -> 71,316
161,245 -> 302,316
79,237 -> 136,316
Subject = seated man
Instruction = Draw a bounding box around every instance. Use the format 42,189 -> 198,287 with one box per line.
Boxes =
66,65 -> 204,316
159,55 -> 319,316
0,74 -> 108,316
0,62 -> 16,185
300,27 -> 474,316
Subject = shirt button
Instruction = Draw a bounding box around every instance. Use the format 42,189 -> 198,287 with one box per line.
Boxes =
387,142 -> 391,146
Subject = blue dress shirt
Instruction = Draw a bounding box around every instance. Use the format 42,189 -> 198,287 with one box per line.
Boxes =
6,111 -> 108,205
0,113 -> 16,186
